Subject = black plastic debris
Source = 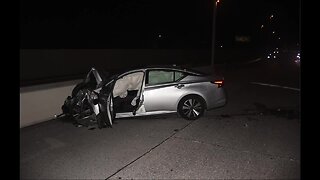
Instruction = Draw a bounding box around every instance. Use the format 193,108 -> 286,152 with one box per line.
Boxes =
88,126 -> 96,130
253,102 -> 300,120
73,122 -> 83,128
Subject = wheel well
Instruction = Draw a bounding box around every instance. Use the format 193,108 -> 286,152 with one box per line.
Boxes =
178,94 -> 207,110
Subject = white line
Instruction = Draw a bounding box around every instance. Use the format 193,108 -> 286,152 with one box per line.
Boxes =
250,82 -> 300,91
243,57 -> 262,64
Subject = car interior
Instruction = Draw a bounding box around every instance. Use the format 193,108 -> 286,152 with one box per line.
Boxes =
112,72 -> 144,113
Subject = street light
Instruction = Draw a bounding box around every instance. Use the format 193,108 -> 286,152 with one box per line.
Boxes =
211,0 -> 220,71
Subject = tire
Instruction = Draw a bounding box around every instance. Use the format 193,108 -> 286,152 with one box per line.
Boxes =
178,95 -> 205,120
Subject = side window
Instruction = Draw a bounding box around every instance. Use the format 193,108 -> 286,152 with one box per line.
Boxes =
174,71 -> 186,81
148,70 -> 174,85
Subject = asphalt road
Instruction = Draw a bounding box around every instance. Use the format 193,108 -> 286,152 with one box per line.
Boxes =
20,51 -> 300,179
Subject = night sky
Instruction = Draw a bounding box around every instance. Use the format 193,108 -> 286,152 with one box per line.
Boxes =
20,0 -> 300,49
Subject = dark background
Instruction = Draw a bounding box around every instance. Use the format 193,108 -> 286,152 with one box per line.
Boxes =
20,0 -> 214,49
20,0 -> 300,86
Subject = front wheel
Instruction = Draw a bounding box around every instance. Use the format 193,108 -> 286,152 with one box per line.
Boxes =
178,95 -> 205,120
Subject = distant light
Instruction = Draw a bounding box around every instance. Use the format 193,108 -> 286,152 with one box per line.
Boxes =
220,45 -> 223,48
270,15 -> 274,19
273,56 -> 276,58
278,37 -> 281,40
272,31 -> 275,34
158,34 -> 162,38
216,0 -> 220,6
295,55 -> 300,63
235,36 -> 251,42
273,51 -> 276,53
267,56 -> 270,59
276,48 -> 278,50
261,25 -> 264,29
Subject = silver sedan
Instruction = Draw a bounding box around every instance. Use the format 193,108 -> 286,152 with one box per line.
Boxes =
61,67 -> 227,128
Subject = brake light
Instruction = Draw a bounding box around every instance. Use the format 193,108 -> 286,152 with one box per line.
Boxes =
212,80 -> 224,87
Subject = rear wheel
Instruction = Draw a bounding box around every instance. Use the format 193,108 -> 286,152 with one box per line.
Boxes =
178,95 -> 205,120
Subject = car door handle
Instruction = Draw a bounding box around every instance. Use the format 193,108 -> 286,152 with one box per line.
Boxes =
175,84 -> 184,89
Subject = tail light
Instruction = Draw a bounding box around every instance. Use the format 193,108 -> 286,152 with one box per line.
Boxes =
211,79 -> 224,88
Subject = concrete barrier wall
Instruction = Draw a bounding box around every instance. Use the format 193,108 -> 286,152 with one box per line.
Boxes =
20,80 -> 81,128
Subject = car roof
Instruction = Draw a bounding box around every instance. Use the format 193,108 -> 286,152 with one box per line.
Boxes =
126,65 -> 208,75
96,65 -> 209,81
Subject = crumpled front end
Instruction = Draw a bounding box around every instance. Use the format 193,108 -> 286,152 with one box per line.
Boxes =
59,67 -> 114,129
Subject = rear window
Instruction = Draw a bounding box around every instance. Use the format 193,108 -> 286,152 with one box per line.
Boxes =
174,71 -> 185,81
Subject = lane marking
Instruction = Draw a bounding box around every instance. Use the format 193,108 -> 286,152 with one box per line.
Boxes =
250,82 -> 300,91
106,119 -> 196,179
243,57 -> 262,64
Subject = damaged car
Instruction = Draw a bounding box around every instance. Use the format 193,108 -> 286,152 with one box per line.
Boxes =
60,66 -> 227,128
